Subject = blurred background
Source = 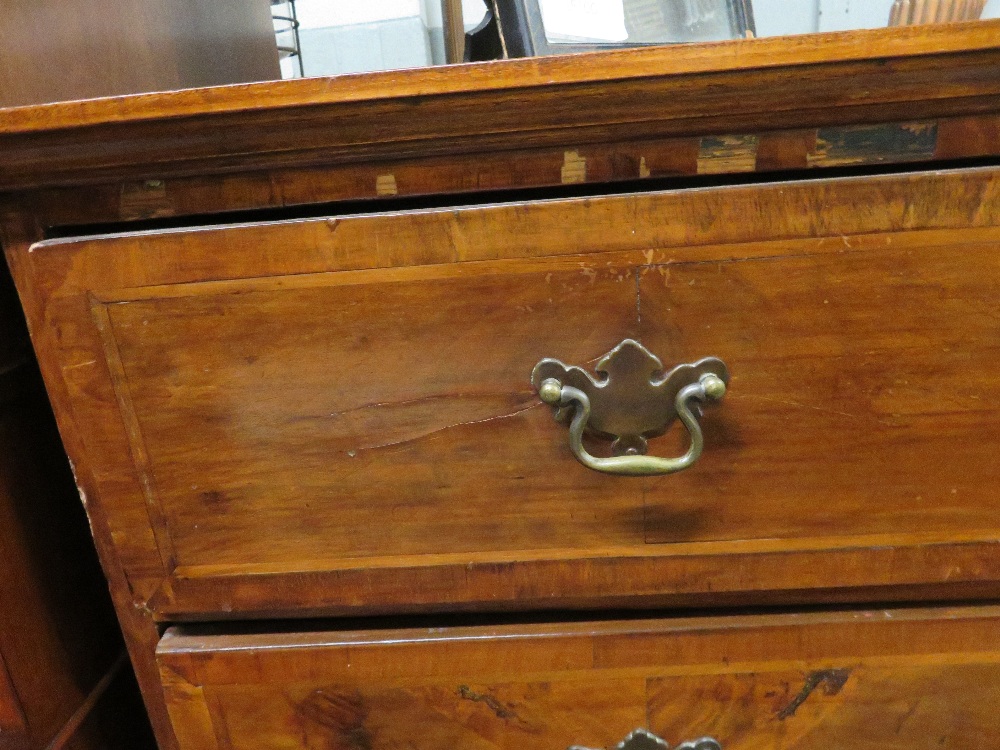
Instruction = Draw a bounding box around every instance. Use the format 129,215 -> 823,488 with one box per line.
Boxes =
271,0 -> 1000,78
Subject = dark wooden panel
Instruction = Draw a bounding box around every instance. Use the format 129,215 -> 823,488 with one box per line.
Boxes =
0,0 -> 279,108
0,258 -> 30,376
0,649 -> 27,742
156,606 -> 1000,750
8,112 -> 1000,235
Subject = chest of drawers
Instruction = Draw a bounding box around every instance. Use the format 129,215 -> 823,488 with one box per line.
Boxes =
4,22 -> 1000,750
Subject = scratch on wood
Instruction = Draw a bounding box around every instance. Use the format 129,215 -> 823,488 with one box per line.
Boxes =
457,686 -> 522,722
777,668 -> 852,720
727,393 -> 891,426
561,150 -> 587,184
376,174 -> 398,196
634,268 -> 642,325
697,134 -> 759,174
317,391 -> 531,422
895,697 -> 922,734
352,401 -> 542,454
63,359 -> 97,371
132,597 -> 156,618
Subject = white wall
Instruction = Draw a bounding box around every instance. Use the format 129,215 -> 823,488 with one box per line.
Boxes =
752,0 -> 819,36
421,0 -> 489,30
816,0 -> 896,32
295,0 -> 421,30
752,0 -> 896,37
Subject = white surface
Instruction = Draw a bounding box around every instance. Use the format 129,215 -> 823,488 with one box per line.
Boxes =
984,0 -> 1000,17
290,0 -> 450,76
295,0 -> 422,30
753,0 -> 896,36
462,0 -> 488,29
538,0 -> 628,42
816,0 -> 894,32
752,0 -> 820,36
420,0 -> 488,31
296,0 -> 485,31
299,16 -> 433,75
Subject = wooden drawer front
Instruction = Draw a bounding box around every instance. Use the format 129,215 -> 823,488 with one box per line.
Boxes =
158,606 -> 1000,750
26,167 -> 1000,618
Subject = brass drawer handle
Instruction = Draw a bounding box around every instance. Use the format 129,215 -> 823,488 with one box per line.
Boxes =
571,728 -> 722,750
532,339 -> 728,477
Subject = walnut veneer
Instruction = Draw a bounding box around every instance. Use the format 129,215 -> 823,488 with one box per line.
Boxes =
3,22 -> 1000,750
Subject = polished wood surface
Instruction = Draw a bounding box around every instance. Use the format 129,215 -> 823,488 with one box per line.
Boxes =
3,23 -> 1000,190
5,25 -> 1000,750
11,166 -> 1000,621
157,605 -> 1000,750
0,0 -> 279,108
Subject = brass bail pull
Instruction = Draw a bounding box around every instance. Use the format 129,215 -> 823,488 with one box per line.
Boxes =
531,340 -> 729,477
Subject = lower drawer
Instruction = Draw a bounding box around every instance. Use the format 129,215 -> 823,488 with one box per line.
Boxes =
157,606 -> 999,749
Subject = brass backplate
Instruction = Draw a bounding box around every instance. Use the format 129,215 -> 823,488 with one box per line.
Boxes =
531,339 -> 729,456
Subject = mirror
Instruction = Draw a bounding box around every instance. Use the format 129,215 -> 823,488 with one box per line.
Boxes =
272,0 -> 1000,76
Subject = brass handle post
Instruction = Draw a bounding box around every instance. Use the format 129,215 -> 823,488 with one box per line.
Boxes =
532,339 -> 729,477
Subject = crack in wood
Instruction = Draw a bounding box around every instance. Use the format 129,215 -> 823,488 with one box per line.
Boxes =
456,685 -> 525,725
777,668 -> 852,720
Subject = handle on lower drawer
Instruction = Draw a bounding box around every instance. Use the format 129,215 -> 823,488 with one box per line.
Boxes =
570,728 -> 722,750
531,339 -> 729,477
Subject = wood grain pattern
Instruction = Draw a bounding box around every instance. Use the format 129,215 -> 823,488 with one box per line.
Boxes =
0,0 -> 279,108
156,606 -> 1000,750
12,166 -> 1000,621
4,28 -> 1000,749
638,243 -> 1000,544
1,113 -> 992,234
91,240 -> 1000,562
3,23 -> 1000,190
103,269 -> 639,567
